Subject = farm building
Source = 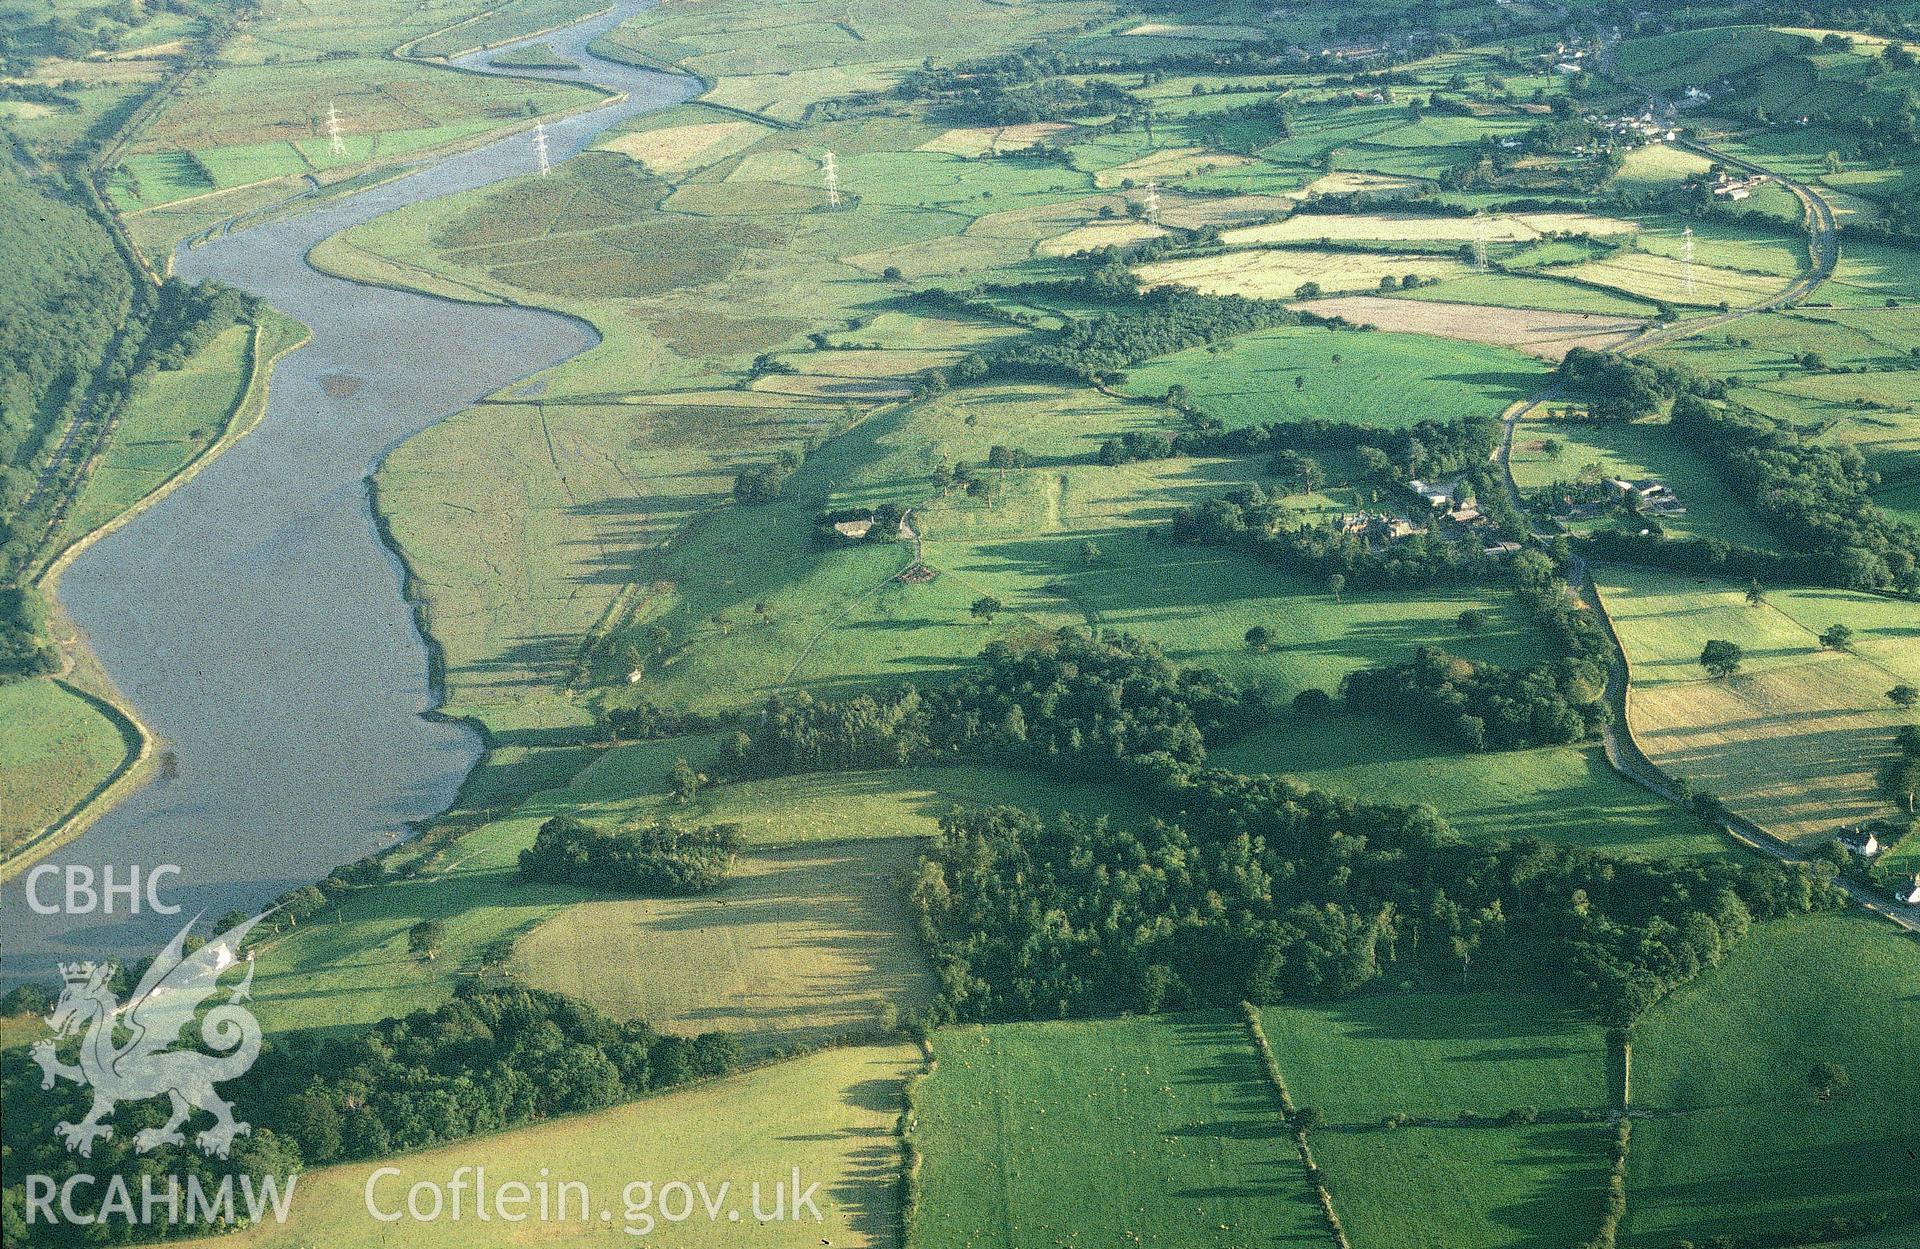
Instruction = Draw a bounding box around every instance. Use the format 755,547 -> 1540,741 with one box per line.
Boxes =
1407,478 -> 1459,509
1901,875 -> 1920,906
1339,511 -> 1425,548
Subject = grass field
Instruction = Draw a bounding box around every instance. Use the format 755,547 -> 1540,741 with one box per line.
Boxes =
1258,992 -> 1614,1249
1212,715 -> 1730,858
174,1043 -> 921,1248
55,312 -> 306,549
1117,323 -> 1549,429
1597,567 -> 1920,844
1624,911 -> 1920,1246
1509,413 -> 1780,548
511,837 -> 936,1054
0,678 -> 134,858
911,1013 -> 1328,1249
242,749 -> 1124,1037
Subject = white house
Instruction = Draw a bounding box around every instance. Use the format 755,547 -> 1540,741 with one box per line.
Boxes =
1901,875 -> 1920,905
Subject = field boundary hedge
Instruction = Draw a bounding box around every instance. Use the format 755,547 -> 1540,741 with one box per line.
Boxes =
1241,1003 -> 1351,1249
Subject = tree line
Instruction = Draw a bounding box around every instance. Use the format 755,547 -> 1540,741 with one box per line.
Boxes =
0,984 -> 737,1244
1669,395 -> 1919,592
704,631 -> 1840,1028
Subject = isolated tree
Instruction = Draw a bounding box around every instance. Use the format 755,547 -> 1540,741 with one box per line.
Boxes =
669,756 -> 700,805
987,444 -> 1016,481
1457,608 -> 1489,632
1080,539 -> 1101,566
1888,684 -> 1920,711
1745,579 -> 1766,607
970,595 -> 1004,623
1245,624 -> 1273,652
1700,639 -> 1744,680
1808,1061 -> 1850,1100
1819,623 -> 1854,651
408,919 -> 445,962
1294,1105 -> 1326,1130
1327,573 -> 1346,604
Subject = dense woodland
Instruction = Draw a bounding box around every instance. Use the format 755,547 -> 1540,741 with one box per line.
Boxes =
0,155 -> 259,678
520,814 -> 743,894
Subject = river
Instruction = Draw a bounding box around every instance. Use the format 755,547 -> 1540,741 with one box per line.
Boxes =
0,0 -> 693,976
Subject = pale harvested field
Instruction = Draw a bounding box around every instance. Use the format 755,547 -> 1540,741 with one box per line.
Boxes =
1122,20 -> 1266,38
1566,251 -> 1786,307
1298,295 -> 1644,359
1139,247 -> 1469,298
1156,191 -> 1296,229
1093,145 -> 1253,188
1299,171 -> 1421,196
1037,218 -> 1167,255
598,120 -> 763,173
1224,210 -> 1637,247
511,839 -> 937,1053
1628,662 -> 1906,845
1599,569 -> 1920,845
919,121 -> 1075,157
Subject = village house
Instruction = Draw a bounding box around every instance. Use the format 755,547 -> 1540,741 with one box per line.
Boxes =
1902,874 -> 1920,906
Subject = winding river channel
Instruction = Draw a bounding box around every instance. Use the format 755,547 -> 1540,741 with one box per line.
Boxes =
0,0 -> 693,974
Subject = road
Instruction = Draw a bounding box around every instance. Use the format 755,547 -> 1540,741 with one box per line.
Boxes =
1489,137 -> 1920,937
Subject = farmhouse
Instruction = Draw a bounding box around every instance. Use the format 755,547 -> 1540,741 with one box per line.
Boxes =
1901,874 -> 1920,906
1838,828 -> 1883,857
1482,540 -> 1524,557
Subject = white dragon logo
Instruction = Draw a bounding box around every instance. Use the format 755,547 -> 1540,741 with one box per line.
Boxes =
30,912 -> 264,1160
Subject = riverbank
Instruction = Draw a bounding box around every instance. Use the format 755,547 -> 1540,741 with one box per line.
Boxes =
0,311 -> 311,882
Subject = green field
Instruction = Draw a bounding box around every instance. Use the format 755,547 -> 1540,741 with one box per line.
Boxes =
1509,413 -> 1781,548
0,678 -> 134,859
1259,992 -> 1614,1249
1212,715 -> 1730,858
55,312 -> 306,548
174,1043 -> 921,1248
1624,912 -> 1920,1246
912,1013 -> 1328,1249
1118,324 -> 1549,430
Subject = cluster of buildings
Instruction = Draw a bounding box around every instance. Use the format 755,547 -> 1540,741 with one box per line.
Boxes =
1608,477 -> 1687,516
1711,172 -> 1767,201
1333,478 -> 1521,557
1602,108 -> 1681,146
